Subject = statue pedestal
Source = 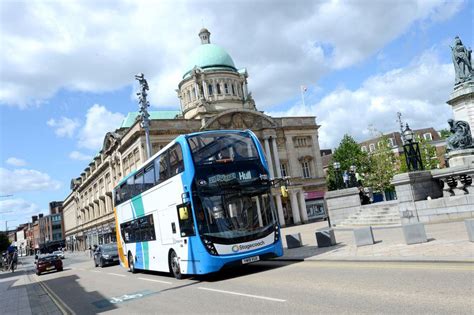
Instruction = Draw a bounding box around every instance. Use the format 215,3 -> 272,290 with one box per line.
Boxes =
447,81 -> 474,132
447,149 -> 474,167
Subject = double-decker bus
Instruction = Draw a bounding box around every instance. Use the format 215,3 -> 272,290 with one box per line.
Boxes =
113,130 -> 283,279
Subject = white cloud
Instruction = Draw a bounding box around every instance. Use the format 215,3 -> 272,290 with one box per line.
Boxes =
0,0 -> 464,109
47,116 -> 80,138
77,104 -> 124,150
69,151 -> 93,161
0,199 -> 42,224
0,168 -> 62,195
269,50 -> 453,148
5,157 -> 27,167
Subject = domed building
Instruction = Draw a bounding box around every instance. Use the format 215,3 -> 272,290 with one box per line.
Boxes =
61,29 -> 327,251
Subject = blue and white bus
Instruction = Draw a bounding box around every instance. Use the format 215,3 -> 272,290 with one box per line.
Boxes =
113,130 -> 283,279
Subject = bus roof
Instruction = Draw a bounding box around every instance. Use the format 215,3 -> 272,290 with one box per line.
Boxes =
114,130 -> 254,189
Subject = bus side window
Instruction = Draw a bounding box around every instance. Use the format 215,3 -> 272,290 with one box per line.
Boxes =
123,176 -> 135,201
169,144 -> 184,175
134,171 -> 144,196
159,151 -> 170,183
144,164 -> 155,190
154,156 -> 161,184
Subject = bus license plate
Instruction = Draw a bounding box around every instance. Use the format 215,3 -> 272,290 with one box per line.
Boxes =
242,256 -> 260,264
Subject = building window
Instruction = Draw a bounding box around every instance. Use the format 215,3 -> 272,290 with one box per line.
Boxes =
224,83 -> 229,94
423,133 -> 433,141
295,137 -> 308,147
301,161 -> 311,178
369,143 -> 375,152
192,87 -> 196,100
388,138 -> 394,147
361,146 -> 367,152
280,163 -> 288,177
216,83 -> 221,94
208,83 -> 213,95
231,83 -> 235,95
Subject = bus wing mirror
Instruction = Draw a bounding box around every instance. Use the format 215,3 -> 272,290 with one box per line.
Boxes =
178,206 -> 189,220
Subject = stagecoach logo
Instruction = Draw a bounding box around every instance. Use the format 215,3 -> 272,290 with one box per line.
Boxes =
232,241 -> 265,253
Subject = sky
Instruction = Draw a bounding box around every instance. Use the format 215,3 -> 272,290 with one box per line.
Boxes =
0,0 -> 472,229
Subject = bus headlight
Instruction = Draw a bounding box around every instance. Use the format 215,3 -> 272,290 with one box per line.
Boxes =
202,238 -> 218,256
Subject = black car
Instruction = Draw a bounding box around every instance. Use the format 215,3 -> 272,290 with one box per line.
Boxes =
94,244 -> 119,268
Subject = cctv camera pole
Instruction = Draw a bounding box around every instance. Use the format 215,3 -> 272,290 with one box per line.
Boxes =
135,73 -> 152,159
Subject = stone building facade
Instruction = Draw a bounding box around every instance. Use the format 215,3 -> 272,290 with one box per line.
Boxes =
61,28 -> 326,251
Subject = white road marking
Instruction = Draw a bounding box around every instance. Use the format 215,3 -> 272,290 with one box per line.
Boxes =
91,270 -> 100,273
138,277 -> 172,285
198,287 -> 286,302
107,273 -> 126,277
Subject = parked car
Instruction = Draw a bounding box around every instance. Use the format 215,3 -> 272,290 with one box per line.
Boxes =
52,250 -> 65,259
36,254 -> 63,275
94,243 -> 119,268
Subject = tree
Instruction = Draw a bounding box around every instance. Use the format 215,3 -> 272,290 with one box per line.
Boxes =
364,134 -> 397,200
326,134 -> 369,190
0,232 -> 10,252
439,128 -> 451,139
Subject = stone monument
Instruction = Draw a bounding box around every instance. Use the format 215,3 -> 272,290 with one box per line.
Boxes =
447,36 -> 474,132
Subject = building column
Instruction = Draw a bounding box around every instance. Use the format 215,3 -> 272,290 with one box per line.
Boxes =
202,80 -> 208,99
285,135 -> 301,178
275,194 -> 285,227
264,137 -> 275,178
289,190 -> 301,224
271,136 -> 282,178
311,134 -> 324,178
298,190 -> 308,223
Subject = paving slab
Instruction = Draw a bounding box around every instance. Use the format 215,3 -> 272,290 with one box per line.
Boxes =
276,220 -> 474,262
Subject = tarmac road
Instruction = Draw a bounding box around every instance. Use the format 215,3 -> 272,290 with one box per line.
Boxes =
33,253 -> 473,314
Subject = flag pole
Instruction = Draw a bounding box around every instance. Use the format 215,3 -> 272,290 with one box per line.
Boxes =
300,85 -> 306,108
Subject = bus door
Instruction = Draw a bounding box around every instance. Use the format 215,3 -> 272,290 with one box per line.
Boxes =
158,205 -> 177,245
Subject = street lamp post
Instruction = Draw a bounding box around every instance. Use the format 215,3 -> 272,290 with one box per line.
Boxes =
403,123 -> 424,172
333,161 -> 342,189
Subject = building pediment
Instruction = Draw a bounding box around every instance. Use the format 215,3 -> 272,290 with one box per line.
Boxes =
102,132 -> 120,154
202,109 -> 277,131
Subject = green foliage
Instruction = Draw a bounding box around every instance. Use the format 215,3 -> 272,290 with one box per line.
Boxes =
326,134 -> 369,190
439,128 -> 451,139
0,233 -> 10,252
364,134 -> 397,197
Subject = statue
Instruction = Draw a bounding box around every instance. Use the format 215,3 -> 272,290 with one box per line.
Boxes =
446,119 -> 474,151
451,36 -> 473,85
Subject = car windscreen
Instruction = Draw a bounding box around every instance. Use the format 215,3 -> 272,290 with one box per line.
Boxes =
102,246 -> 117,254
38,255 -> 58,262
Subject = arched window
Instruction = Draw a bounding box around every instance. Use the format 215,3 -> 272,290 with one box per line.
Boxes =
224,83 -> 229,94
217,83 -> 221,94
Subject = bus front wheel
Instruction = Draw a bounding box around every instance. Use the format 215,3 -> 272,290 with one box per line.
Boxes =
128,253 -> 136,274
169,250 -> 182,280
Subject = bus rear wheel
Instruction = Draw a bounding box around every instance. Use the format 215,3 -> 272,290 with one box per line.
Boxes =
128,253 -> 136,274
169,250 -> 182,280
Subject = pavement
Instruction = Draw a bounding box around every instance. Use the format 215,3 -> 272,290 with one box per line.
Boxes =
0,257 -> 63,315
1,220 -> 472,314
278,220 -> 474,262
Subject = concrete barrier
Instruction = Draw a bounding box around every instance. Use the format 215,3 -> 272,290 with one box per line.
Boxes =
315,228 -> 336,247
353,226 -> 375,247
286,233 -> 303,248
402,222 -> 427,245
465,219 -> 474,242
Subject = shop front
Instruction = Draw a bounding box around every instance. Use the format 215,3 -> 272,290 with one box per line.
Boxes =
304,190 -> 327,221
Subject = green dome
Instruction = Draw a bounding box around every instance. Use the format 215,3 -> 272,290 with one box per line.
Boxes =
183,44 -> 236,78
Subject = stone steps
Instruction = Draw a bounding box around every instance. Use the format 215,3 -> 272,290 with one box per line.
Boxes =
338,202 -> 401,227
